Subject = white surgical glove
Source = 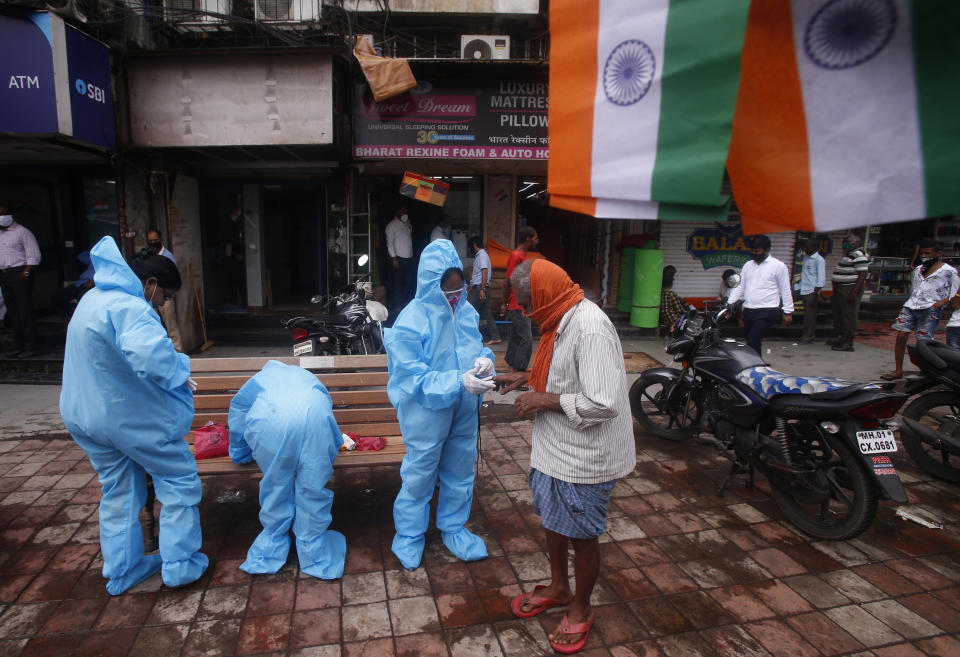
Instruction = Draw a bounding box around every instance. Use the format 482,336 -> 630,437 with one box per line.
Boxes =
473,356 -> 495,378
187,377 -> 198,392
463,368 -> 496,395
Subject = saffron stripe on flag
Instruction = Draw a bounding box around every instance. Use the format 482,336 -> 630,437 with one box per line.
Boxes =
652,0 -> 749,206
728,0 -> 814,235
913,1 -> 960,216
547,0 -> 599,200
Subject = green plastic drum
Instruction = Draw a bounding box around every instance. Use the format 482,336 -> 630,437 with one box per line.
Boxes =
617,247 -> 636,313
631,249 -> 665,328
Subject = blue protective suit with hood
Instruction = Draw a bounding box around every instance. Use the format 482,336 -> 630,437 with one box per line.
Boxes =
228,360 -> 346,579
385,239 -> 494,569
59,236 -> 208,594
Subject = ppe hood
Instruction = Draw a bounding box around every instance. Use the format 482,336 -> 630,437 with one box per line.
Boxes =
90,236 -> 145,297
415,239 -> 463,306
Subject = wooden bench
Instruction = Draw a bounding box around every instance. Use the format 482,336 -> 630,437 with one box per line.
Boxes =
187,354 -> 405,474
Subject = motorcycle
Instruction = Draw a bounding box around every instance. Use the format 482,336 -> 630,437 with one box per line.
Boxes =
896,339 -> 960,483
630,308 -> 908,540
284,255 -> 388,357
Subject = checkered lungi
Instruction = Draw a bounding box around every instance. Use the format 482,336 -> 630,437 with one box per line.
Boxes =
529,468 -> 615,539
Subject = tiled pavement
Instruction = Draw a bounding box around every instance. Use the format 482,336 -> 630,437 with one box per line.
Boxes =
1,420 -> 959,657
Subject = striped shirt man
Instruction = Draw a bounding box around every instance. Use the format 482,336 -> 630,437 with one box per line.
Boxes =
831,248 -> 870,286
530,299 -> 636,484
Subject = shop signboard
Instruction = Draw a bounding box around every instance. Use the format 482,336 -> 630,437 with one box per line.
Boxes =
0,13 -> 58,134
65,24 -> 114,149
686,223 -> 751,269
353,80 -> 548,160
0,12 -> 113,148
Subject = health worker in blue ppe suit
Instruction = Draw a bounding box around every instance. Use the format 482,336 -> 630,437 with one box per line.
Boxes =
385,239 -> 497,570
228,360 -> 347,579
60,237 -> 208,595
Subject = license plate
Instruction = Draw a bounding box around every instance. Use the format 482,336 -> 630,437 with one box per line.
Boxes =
293,340 -> 313,356
856,429 -> 898,454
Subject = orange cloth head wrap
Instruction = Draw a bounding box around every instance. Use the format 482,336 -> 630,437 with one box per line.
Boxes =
527,259 -> 584,392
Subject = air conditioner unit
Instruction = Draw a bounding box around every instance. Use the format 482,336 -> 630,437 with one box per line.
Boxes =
256,0 -> 320,22
163,0 -> 231,23
460,35 -> 510,60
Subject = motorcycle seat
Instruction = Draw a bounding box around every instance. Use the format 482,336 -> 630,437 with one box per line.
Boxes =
736,366 -> 882,401
920,340 -> 960,371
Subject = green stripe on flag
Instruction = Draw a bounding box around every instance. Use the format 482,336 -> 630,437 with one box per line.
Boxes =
913,1 -> 960,216
651,0 -> 750,207
656,198 -> 732,222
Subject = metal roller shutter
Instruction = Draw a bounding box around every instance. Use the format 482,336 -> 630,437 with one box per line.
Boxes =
658,222 -> 797,300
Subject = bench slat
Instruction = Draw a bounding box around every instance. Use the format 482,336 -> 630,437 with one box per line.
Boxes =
191,354 -> 388,374
192,442 -> 407,474
191,414 -> 402,436
194,390 -> 391,411
194,371 -> 391,393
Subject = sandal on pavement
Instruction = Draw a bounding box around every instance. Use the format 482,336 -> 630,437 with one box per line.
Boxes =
510,585 -> 569,619
880,372 -> 901,381
549,612 -> 596,655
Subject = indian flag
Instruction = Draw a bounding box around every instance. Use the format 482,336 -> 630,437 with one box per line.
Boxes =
729,0 -> 960,235
547,0 -> 750,217
550,194 -> 731,222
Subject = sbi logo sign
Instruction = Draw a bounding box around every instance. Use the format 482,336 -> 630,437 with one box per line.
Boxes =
74,78 -> 107,104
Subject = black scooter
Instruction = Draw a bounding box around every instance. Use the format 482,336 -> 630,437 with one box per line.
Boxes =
897,340 -> 960,483
631,308 -> 908,540
283,255 -> 388,357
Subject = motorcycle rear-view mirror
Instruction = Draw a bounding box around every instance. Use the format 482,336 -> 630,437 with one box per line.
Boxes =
310,295 -> 323,304
357,254 -> 369,267
724,273 -> 741,288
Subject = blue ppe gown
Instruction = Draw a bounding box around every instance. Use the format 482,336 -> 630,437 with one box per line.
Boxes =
228,360 -> 347,579
59,236 -> 208,594
385,239 -> 495,569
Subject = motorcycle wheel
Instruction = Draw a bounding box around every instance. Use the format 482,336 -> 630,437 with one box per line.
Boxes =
901,391 -> 960,483
767,433 -> 877,541
629,377 -> 701,441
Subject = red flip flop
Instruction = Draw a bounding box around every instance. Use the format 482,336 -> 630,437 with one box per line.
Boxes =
550,612 -> 596,655
510,585 -> 569,619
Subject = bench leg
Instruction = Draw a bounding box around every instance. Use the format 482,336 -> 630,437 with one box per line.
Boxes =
143,475 -> 158,552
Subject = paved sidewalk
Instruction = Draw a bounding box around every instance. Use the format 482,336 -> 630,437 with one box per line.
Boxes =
1,418 -> 958,657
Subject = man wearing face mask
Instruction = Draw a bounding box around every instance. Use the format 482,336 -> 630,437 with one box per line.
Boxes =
727,234 -> 793,356
829,233 -> 870,352
0,204 -> 42,358
145,228 -> 182,351
385,205 -> 415,313
884,239 -> 959,380
60,237 -> 207,595
384,239 -> 495,569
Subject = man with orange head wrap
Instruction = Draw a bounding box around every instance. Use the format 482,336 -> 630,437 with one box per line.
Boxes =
494,259 -> 635,655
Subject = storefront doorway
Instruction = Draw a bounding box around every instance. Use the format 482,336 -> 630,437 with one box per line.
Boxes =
263,184 -> 324,308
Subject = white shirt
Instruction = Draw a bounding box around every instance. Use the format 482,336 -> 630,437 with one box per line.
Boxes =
470,248 -> 491,287
0,222 -> 41,269
905,263 -> 959,311
530,300 -> 636,484
385,217 -> 413,259
728,255 -> 794,314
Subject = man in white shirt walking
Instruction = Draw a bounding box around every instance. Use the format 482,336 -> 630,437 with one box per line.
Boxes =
727,234 -> 794,356
0,203 -> 42,358
385,206 -> 415,313
467,236 -> 500,344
